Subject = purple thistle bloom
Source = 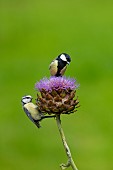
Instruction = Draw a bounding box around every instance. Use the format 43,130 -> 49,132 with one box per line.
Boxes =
35,76 -> 78,92
35,76 -> 79,114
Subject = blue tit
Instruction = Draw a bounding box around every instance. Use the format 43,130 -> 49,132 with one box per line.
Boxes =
49,53 -> 71,77
21,95 -> 42,128
21,95 -> 56,128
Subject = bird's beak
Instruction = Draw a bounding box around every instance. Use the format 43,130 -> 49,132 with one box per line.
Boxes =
67,61 -> 70,65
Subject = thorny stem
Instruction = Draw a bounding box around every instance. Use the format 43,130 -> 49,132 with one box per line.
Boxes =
56,114 -> 78,170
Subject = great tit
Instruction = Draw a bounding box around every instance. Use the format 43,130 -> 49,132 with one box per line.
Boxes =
21,95 -> 55,128
49,53 -> 71,77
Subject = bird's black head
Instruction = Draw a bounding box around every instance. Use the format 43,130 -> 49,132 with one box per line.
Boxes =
58,53 -> 71,64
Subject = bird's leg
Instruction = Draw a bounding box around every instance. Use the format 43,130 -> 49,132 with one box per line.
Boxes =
41,115 -> 56,120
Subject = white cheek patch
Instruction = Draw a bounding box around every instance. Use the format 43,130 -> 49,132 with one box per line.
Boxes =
60,54 -> 67,61
22,95 -> 32,103
23,98 -> 31,104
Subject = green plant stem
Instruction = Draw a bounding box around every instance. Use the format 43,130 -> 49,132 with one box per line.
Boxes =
56,114 -> 78,170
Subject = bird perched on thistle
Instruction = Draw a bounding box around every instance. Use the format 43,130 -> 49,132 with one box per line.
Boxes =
21,95 -> 42,128
21,95 -> 55,128
49,53 -> 71,77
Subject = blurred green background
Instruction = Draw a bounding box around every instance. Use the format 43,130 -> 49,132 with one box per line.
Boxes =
0,0 -> 113,170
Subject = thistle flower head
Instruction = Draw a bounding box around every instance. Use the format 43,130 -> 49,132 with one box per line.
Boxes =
35,76 -> 79,115
35,76 -> 77,92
